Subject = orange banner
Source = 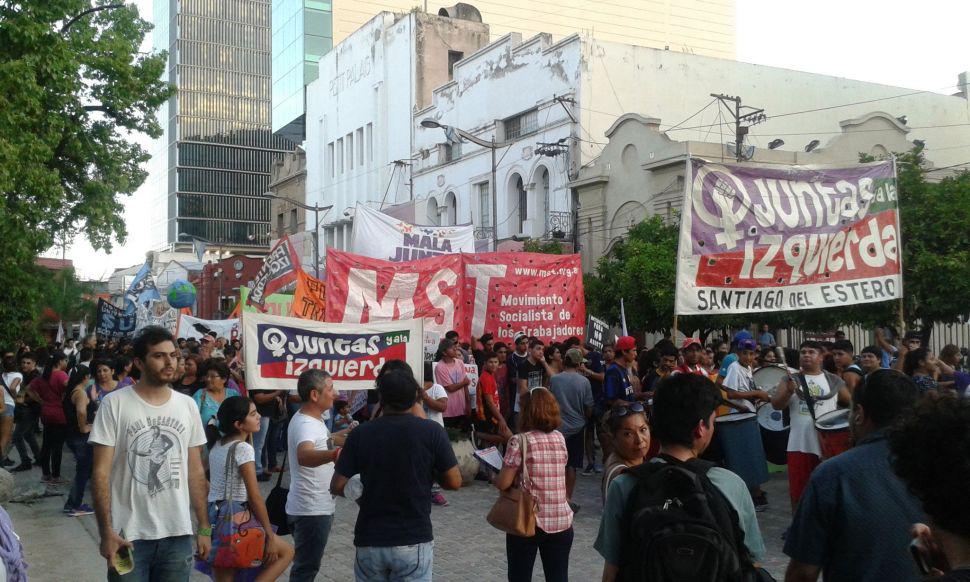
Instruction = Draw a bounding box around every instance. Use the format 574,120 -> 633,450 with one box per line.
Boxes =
291,269 -> 326,321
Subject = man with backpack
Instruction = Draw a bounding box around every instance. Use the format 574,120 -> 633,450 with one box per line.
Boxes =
595,373 -> 765,582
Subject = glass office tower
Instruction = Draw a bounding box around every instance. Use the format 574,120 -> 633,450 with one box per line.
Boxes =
272,0 -> 333,142
151,0 -> 293,249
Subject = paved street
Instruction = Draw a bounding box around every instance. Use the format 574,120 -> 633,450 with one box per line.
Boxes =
6,457 -> 793,581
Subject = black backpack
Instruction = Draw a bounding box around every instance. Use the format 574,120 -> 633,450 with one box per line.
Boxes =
620,455 -> 757,582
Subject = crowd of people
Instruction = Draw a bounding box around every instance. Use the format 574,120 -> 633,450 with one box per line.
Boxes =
1,322 -> 969,581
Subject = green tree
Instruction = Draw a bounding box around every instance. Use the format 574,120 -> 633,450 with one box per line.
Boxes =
522,239 -> 566,254
0,1 -> 172,345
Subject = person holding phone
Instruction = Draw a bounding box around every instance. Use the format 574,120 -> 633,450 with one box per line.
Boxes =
783,369 -> 923,581
90,326 -> 211,580
891,394 -> 970,580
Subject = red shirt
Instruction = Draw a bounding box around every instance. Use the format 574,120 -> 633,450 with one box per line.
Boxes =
477,371 -> 500,422
674,364 -> 710,376
33,370 -> 68,425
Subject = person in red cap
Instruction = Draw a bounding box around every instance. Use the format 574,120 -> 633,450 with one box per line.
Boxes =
603,337 -> 640,408
673,338 -> 708,376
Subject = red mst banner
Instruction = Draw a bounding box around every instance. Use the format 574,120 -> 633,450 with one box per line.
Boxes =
325,250 -> 586,343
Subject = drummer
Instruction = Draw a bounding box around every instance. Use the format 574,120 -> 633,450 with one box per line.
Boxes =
721,338 -> 772,511
771,341 -> 849,510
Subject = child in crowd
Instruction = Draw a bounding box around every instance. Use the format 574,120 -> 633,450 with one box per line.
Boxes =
333,400 -> 352,431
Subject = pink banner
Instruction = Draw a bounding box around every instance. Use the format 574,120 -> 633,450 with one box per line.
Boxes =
325,250 -> 586,343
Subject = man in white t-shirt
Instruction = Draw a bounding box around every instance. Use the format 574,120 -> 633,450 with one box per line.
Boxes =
90,326 -> 210,580
771,340 -> 847,509
287,369 -> 351,582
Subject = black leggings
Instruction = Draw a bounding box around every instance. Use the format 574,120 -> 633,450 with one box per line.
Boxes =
506,526 -> 573,582
40,422 -> 67,478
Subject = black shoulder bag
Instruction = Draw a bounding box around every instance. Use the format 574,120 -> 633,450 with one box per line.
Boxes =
264,451 -> 290,536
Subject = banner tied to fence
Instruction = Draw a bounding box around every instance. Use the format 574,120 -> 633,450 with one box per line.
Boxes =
675,159 -> 901,315
242,311 -> 423,391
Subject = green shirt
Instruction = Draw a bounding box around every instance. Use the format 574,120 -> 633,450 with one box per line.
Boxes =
594,460 -> 767,567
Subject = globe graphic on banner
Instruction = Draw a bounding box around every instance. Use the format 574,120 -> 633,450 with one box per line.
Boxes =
166,280 -> 197,308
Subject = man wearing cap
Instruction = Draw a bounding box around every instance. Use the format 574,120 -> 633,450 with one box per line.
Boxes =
720,338 -> 772,510
549,348 -> 594,506
716,330 -> 753,384
603,336 -> 639,408
673,338 -> 708,376
199,333 -> 215,359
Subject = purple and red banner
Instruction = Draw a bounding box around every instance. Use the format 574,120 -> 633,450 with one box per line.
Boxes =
247,236 -> 301,311
242,311 -> 423,390
676,159 -> 901,314
325,250 -> 586,344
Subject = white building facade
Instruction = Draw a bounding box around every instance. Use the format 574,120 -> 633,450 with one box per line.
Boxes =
306,9 -> 970,260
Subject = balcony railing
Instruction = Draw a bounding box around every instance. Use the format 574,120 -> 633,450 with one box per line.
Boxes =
546,211 -> 573,237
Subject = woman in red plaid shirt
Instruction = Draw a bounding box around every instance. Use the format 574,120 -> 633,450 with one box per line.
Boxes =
495,388 -> 573,582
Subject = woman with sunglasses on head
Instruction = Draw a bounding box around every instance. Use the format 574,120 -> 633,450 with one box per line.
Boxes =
601,403 -> 650,501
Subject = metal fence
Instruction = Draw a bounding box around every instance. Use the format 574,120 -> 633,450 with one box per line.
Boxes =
780,321 -> 970,355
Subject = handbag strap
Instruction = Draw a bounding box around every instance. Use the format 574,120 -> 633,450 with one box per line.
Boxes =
223,440 -> 240,501
518,433 -> 532,491
274,440 -> 287,489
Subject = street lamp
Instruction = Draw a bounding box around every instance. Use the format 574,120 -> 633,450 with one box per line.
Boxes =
420,119 -> 513,251
261,192 -> 333,278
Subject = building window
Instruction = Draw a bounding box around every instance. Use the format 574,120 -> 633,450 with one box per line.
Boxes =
347,133 -> 354,170
356,127 -> 364,166
443,192 -> 457,226
504,109 -> 538,141
327,142 -> 334,178
444,142 -> 461,162
426,197 -> 440,226
366,123 -> 374,162
277,212 -> 284,237
289,208 -> 298,233
447,50 -> 463,80
476,182 -> 491,228
336,138 -> 344,174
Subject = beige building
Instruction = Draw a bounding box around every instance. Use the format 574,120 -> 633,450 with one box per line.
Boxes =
332,1 -> 735,59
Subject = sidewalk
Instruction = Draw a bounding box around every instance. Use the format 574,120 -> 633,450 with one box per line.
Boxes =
4,455 -> 793,581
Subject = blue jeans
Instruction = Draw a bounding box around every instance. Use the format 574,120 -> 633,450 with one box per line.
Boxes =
354,541 -> 434,582
107,535 -> 193,582
288,514 -> 334,582
65,434 -> 92,509
252,416 -> 269,474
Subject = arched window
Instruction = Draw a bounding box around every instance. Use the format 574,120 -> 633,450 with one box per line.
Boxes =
443,191 -> 457,226
426,197 -> 440,226
507,173 -> 526,237
532,166 -> 550,237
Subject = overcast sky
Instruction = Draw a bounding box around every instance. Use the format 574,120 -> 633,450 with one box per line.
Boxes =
60,0 -> 969,280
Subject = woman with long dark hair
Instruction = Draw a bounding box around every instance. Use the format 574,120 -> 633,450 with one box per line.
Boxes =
63,365 -> 96,516
903,347 -> 941,395
27,351 -> 70,484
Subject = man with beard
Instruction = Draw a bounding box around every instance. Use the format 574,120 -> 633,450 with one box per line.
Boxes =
90,326 -> 210,580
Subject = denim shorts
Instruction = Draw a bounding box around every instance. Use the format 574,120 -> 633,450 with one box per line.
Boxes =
0,405 -> 14,418
355,541 -> 433,582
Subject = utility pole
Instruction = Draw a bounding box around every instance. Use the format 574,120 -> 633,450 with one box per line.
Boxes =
710,93 -> 766,162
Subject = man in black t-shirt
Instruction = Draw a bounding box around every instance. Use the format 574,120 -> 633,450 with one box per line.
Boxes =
506,333 -> 530,410
516,338 -> 550,423
331,368 -> 460,581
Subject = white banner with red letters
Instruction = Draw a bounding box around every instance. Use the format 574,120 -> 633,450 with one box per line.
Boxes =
676,159 -> 901,315
325,250 -> 586,343
242,311 -> 424,391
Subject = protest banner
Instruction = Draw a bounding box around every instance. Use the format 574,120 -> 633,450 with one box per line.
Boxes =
134,303 -> 178,335
95,299 -> 137,340
124,262 -> 161,309
585,315 -> 610,351
177,314 -> 241,341
247,235 -> 301,310
351,203 -> 476,262
290,269 -> 326,321
242,311 -> 423,391
238,287 -> 293,317
675,159 -> 901,315
325,250 -> 586,343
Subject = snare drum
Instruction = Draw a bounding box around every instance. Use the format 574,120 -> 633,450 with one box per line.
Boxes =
814,408 -> 852,459
753,365 -> 789,393
756,403 -> 789,465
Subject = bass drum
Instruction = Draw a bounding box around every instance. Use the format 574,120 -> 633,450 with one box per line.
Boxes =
753,364 -> 790,394
756,403 -> 789,465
